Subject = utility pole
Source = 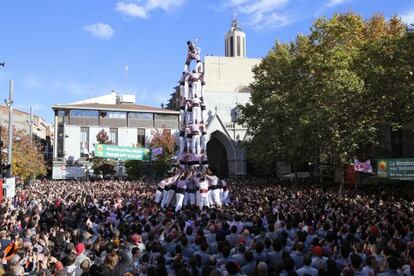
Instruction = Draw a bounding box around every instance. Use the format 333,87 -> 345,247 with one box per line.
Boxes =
5,80 -> 13,177
27,106 -> 33,142
0,62 -> 3,178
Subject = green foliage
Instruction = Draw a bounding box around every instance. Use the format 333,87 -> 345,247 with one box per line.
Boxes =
92,157 -> 116,177
151,159 -> 170,180
240,13 -> 414,175
125,160 -> 146,179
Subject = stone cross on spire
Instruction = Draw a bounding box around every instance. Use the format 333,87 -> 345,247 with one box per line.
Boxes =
231,14 -> 241,31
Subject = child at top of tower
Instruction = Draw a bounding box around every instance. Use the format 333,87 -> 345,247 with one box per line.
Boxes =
184,40 -> 202,73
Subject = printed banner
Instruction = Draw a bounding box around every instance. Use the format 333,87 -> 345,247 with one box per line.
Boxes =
377,158 -> 414,180
94,144 -> 150,160
354,159 -> 373,173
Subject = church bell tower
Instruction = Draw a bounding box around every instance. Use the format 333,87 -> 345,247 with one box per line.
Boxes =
225,16 -> 246,58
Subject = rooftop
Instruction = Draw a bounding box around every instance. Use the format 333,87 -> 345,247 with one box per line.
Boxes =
52,92 -> 179,114
51,103 -> 179,114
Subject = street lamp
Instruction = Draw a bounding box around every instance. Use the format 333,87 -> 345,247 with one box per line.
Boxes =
4,80 -> 14,177
0,62 -> 4,177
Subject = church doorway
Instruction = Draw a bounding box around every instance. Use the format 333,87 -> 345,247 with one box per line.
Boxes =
207,136 -> 228,177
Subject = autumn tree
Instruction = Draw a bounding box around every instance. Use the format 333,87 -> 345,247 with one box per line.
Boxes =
239,13 -> 414,176
92,129 -> 115,177
150,128 -> 176,161
1,128 -> 47,182
149,128 -> 177,178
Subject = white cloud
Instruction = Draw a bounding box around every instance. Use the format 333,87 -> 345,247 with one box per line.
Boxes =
22,75 -> 42,90
115,0 -> 186,19
115,2 -> 148,19
401,9 -> 414,25
145,0 -> 186,11
326,0 -> 350,8
224,0 -> 294,30
84,23 -> 115,40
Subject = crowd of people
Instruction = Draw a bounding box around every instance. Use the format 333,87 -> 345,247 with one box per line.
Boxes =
0,178 -> 413,276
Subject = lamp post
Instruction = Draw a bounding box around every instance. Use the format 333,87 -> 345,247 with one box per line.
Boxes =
0,62 -> 4,177
5,80 -> 14,177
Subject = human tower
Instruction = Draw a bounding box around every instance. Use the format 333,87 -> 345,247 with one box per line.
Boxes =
178,40 -> 208,169
153,41 -> 229,212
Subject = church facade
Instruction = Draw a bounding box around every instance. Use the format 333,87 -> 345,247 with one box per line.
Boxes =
169,19 -> 261,177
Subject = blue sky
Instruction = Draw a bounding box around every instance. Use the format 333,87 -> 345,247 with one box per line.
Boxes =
0,0 -> 413,123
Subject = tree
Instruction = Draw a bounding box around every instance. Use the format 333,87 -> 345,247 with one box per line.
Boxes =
149,128 -> 177,178
92,129 -> 115,177
1,128 -> 47,182
125,160 -> 146,179
239,13 -> 414,176
150,128 -> 176,161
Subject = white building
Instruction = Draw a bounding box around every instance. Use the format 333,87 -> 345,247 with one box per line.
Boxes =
52,91 -> 179,179
169,18 -> 261,177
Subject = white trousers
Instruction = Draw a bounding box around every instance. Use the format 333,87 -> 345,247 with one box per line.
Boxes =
191,135 -> 200,155
196,191 -> 200,207
187,110 -> 192,124
208,190 -> 214,206
186,137 -> 192,153
200,108 -> 205,123
222,190 -> 229,205
165,190 -> 175,208
175,193 -> 185,212
180,137 -> 186,154
212,189 -> 222,207
192,106 -> 200,123
189,86 -> 194,98
200,135 -> 207,153
199,195 -> 210,210
188,193 -> 196,205
183,192 -> 188,206
155,190 -> 163,204
196,61 -> 202,73
180,109 -> 186,125
192,81 -> 200,97
184,64 -> 189,74
200,85 -> 205,99
160,190 -> 169,208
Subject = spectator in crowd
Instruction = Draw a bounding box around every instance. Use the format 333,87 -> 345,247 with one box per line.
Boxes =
0,177 -> 413,276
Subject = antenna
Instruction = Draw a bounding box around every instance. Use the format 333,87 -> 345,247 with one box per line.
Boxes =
125,65 -> 129,93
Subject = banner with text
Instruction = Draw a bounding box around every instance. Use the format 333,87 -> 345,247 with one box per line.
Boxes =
94,144 -> 150,160
377,158 -> 414,180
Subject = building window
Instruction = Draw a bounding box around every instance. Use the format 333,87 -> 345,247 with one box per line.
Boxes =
129,112 -> 153,120
110,128 -> 118,145
80,127 -> 89,157
100,111 -> 127,119
57,125 -> 64,158
70,110 -> 99,118
57,110 -> 66,124
137,128 -> 145,148
237,36 -> 241,56
230,36 -> 234,56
